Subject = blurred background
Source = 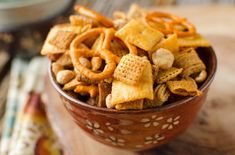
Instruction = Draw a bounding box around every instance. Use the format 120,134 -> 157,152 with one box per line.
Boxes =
0,0 -> 234,155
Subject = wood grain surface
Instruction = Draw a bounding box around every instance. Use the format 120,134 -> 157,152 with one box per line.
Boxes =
44,5 -> 235,155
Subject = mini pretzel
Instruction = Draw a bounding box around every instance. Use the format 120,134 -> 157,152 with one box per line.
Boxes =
74,5 -> 114,27
71,48 -> 117,80
170,19 -> 196,37
144,11 -> 196,37
74,85 -> 98,98
72,28 -> 120,61
144,12 -> 179,34
70,28 -> 119,80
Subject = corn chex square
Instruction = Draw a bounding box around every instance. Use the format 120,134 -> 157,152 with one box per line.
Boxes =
113,54 -> 148,85
115,19 -> 163,51
111,61 -> 154,105
49,30 -> 76,50
41,24 -> 81,55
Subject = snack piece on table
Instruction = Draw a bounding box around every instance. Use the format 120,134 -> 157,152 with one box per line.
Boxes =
144,84 -> 170,108
115,19 -> 164,51
98,82 -> 112,107
113,54 -> 148,85
167,78 -> 201,96
151,33 -> 179,54
177,34 -> 210,47
152,48 -> 175,69
111,61 -> 153,106
156,67 -> 183,84
174,48 -> 206,79
41,24 -> 81,55
115,100 -> 144,110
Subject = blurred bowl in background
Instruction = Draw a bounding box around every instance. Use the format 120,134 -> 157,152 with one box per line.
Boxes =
0,0 -> 73,31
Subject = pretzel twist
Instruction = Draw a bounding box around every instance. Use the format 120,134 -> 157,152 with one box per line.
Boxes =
170,19 -> 196,37
70,28 -> 118,80
74,5 -> 114,27
144,11 -> 196,37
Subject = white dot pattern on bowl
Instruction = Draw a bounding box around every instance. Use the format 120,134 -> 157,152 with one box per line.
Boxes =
161,116 -> 180,130
84,115 -> 180,147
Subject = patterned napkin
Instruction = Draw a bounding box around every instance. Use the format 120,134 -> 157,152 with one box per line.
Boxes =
0,57 -> 62,155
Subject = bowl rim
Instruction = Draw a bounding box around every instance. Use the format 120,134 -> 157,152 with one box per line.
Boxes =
49,47 -> 217,114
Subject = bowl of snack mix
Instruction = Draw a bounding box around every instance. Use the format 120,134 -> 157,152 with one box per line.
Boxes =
42,4 -> 217,151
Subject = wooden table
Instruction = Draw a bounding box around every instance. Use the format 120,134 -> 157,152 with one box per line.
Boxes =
44,5 -> 235,155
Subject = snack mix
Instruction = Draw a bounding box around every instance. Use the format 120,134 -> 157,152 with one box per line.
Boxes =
41,4 -> 210,110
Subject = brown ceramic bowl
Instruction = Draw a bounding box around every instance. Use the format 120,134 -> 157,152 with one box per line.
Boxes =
49,47 -> 217,151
